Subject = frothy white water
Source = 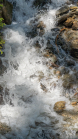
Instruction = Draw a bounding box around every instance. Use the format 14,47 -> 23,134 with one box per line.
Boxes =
0,0 -> 77,138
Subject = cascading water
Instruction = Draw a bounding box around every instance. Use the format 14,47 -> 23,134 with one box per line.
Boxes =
0,0 -> 78,139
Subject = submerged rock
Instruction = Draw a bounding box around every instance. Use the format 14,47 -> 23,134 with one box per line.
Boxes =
54,101 -> 66,112
33,0 -> 51,7
27,21 -> 46,38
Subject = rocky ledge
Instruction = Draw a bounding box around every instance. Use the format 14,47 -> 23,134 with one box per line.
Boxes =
56,5 -> 78,59
0,0 -> 13,25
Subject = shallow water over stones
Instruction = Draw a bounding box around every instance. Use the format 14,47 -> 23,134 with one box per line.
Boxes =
0,0 -> 78,139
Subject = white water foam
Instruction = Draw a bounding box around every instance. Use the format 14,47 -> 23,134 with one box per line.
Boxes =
0,0 -> 76,138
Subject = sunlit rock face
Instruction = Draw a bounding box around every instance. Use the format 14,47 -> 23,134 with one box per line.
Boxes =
33,0 -> 51,7
56,5 -> 78,58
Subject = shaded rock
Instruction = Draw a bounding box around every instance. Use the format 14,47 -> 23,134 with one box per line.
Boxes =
66,59 -> 75,66
34,41 -> 41,48
33,0 -> 51,7
54,101 -> 66,112
2,1 -> 13,24
56,5 -> 69,17
0,59 -> 6,75
27,21 -> 46,38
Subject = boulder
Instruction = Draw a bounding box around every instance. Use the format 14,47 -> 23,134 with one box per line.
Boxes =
54,101 -> 66,112
72,20 -> 78,30
56,5 -> 69,17
56,5 -> 78,58
63,17 -> 74,27
2,1 -> 13,24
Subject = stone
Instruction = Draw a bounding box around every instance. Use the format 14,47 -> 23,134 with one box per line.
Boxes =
72,20 -> 78,30
70,6 -> 78,11
56,5 -> 69,17
33,0 -> 51,7
37,21 -> 46,29
0,59 -> 6,75
0,122 -> 11,134
54,101 -> 66,112
57,29 -> 78,58
62,74 -> 76,88
71,102 -> 77,106
2,1 -> 13,24
57,11 -> 75,25
40,83 -> 47,92
64,17 -> 73,27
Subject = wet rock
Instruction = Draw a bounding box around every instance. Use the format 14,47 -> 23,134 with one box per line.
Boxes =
27,21 -> 46,38
38,71 -> 44,81
66,59 -> 75,66
71,101 -> 77,106
37,21 -> 46,29
56,5 -> 78,59
43,50 -> 57,63
0,59 -> 6,75
56,5 -> 69,17
72,20 -> 78,30
34,41 -> 41,48
37,21 -> 46,36
62,74 -> 76,88
54,101 -> 66,112
57,11 -> 75,25
75,9 -> 78,14
0,122 -> 11,134
63,17 -> 73,27
58,66 -> 69,75
0,52 -> 5,57
40,83 -> 47,92
2,1 -> 13,25
33,0 -> 51,7
57,29 -> 78,58
70,6 -> 78,11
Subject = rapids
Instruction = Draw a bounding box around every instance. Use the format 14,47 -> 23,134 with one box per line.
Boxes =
0,0 -> 78,138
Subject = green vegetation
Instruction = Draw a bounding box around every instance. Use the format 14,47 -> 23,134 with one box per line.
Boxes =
0,0 -> 5,55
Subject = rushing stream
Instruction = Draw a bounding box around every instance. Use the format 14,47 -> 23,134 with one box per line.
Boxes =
0,0 -> 78,138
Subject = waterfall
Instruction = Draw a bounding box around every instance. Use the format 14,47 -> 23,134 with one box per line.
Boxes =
0,0 -> 78,139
